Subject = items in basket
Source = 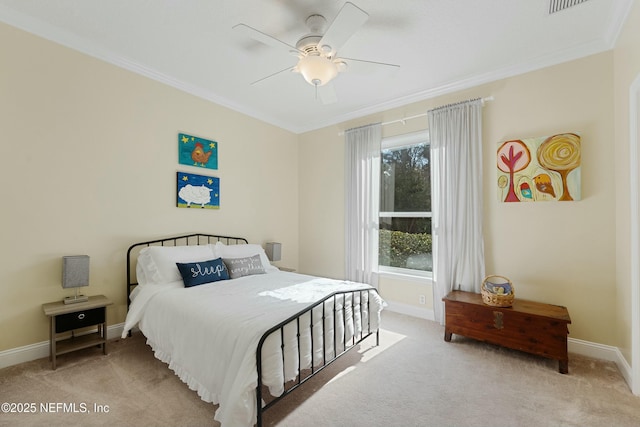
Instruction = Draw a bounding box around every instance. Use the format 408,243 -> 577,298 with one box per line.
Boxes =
484,279 -> 512,295
481,275 -> 515,307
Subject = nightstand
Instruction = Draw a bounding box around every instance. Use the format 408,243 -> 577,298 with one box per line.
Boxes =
42,295 -> 112,369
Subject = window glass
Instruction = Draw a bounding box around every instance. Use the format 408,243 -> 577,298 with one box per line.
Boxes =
379,217 -> 432,272
381,143 -> 431,212
379,134 -> 432,274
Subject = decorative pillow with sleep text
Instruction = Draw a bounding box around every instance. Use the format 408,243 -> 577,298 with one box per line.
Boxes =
176,258 -> 230,287
223,255 -> 266,279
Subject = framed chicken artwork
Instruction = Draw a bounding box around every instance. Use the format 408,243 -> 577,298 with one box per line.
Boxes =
178,132 -> 218,170
497,133 -> 581,202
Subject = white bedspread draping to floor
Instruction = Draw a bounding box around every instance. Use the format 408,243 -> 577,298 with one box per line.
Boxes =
122,271 -> 383,427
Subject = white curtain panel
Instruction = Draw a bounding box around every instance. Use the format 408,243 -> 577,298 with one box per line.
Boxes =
429,99 -> 485,323
344,123 -> 382,287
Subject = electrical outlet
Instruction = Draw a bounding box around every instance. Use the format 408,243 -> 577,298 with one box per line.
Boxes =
419,294 -> 426,305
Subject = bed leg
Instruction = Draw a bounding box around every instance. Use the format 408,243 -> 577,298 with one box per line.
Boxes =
256,370 -> 264,427
376,330 -> 380,346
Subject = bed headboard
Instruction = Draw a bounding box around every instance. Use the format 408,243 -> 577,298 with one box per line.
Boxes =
126,233 -> 248,309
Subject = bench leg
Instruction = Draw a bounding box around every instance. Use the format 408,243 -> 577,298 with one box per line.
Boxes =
559,359 -> 568,374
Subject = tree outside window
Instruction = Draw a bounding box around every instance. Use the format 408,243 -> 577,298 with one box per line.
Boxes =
379,132 -> 432,274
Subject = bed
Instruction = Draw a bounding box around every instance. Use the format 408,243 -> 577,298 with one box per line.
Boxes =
122,233 -> 384,427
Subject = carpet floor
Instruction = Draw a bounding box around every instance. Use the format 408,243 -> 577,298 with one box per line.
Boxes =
1,311 -> 639,427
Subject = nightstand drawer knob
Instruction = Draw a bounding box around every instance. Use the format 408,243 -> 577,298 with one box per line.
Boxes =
78,313 -> 85,320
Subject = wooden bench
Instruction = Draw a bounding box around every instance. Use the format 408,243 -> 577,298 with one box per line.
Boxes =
443,290 -> 571,373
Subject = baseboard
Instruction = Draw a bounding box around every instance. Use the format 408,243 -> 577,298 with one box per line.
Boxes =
568,337 -> 619,361
0,320 -> 634,393
384,300 -> 435,321
385,304 -> 633,390
0,323 -> 124,370
568,337 -> 633,389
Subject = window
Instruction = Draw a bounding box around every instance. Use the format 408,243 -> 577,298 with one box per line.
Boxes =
379,131 -> 432,276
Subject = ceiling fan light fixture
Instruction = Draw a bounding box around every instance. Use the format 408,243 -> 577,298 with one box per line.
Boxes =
297,55 -> 338,86
335,60 -> 348,72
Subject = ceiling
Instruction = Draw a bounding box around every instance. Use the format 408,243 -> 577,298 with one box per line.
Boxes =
0,0 -> 634,133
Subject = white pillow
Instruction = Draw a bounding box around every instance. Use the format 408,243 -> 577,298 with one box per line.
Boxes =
137,245 -> 216,284
214,242 -> 279,273
135,260 -> 148,285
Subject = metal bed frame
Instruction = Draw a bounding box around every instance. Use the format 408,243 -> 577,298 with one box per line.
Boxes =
255,290 -> 379,427
126,233 -> 248,310
126,233 -> 380,427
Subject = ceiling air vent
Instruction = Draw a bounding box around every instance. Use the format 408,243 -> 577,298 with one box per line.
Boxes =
549,0 -> 590,14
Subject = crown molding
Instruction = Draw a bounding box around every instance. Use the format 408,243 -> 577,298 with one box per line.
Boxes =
1,2 -> 632,135
301,37 -> 613,133
603,0 -> 635,48
0,5 -> 302,133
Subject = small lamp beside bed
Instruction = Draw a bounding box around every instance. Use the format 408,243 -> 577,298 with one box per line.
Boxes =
62,255 -> 90,304
264,242 -> 281,262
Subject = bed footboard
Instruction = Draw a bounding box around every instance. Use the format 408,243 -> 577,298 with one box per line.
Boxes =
255,289 -> 380,427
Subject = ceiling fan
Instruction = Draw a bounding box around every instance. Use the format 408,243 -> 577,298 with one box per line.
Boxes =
233,2 -> 400,104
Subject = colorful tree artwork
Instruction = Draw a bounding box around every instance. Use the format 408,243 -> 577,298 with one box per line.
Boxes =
537,134 -> 581,201
497,133 -> 581,202
497,140 -> 531,202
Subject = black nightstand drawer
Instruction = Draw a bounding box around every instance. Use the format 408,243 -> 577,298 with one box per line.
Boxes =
55,307 -> 105,333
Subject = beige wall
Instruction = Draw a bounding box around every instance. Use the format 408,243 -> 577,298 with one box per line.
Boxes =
2,8 -> 637,358
297,125 -> 345,279
299,51 -> 617,345
614,1 -> 640,365
0,23 -> 299,352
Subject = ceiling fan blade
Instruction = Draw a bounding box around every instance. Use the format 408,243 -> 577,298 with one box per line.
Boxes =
250,65 -> 295,85
318,2 -> 369,57
340,57 -> 400,74
233,23 -> 302,55
318,82 -> 338,105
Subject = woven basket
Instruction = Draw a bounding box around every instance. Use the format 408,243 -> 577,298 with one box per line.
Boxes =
481,275 -> 514,307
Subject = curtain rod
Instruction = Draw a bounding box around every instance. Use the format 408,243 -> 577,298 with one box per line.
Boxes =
380,96 -> 494,127
338,96 -> 494,136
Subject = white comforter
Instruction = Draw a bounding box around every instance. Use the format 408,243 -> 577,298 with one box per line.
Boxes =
122,271 -> 383,427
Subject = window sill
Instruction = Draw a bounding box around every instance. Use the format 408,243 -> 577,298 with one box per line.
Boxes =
378,269 -> 433,283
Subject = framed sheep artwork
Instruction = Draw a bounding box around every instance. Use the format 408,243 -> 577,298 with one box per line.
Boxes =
176,172 -> 220,209
178,132 -> 218,170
